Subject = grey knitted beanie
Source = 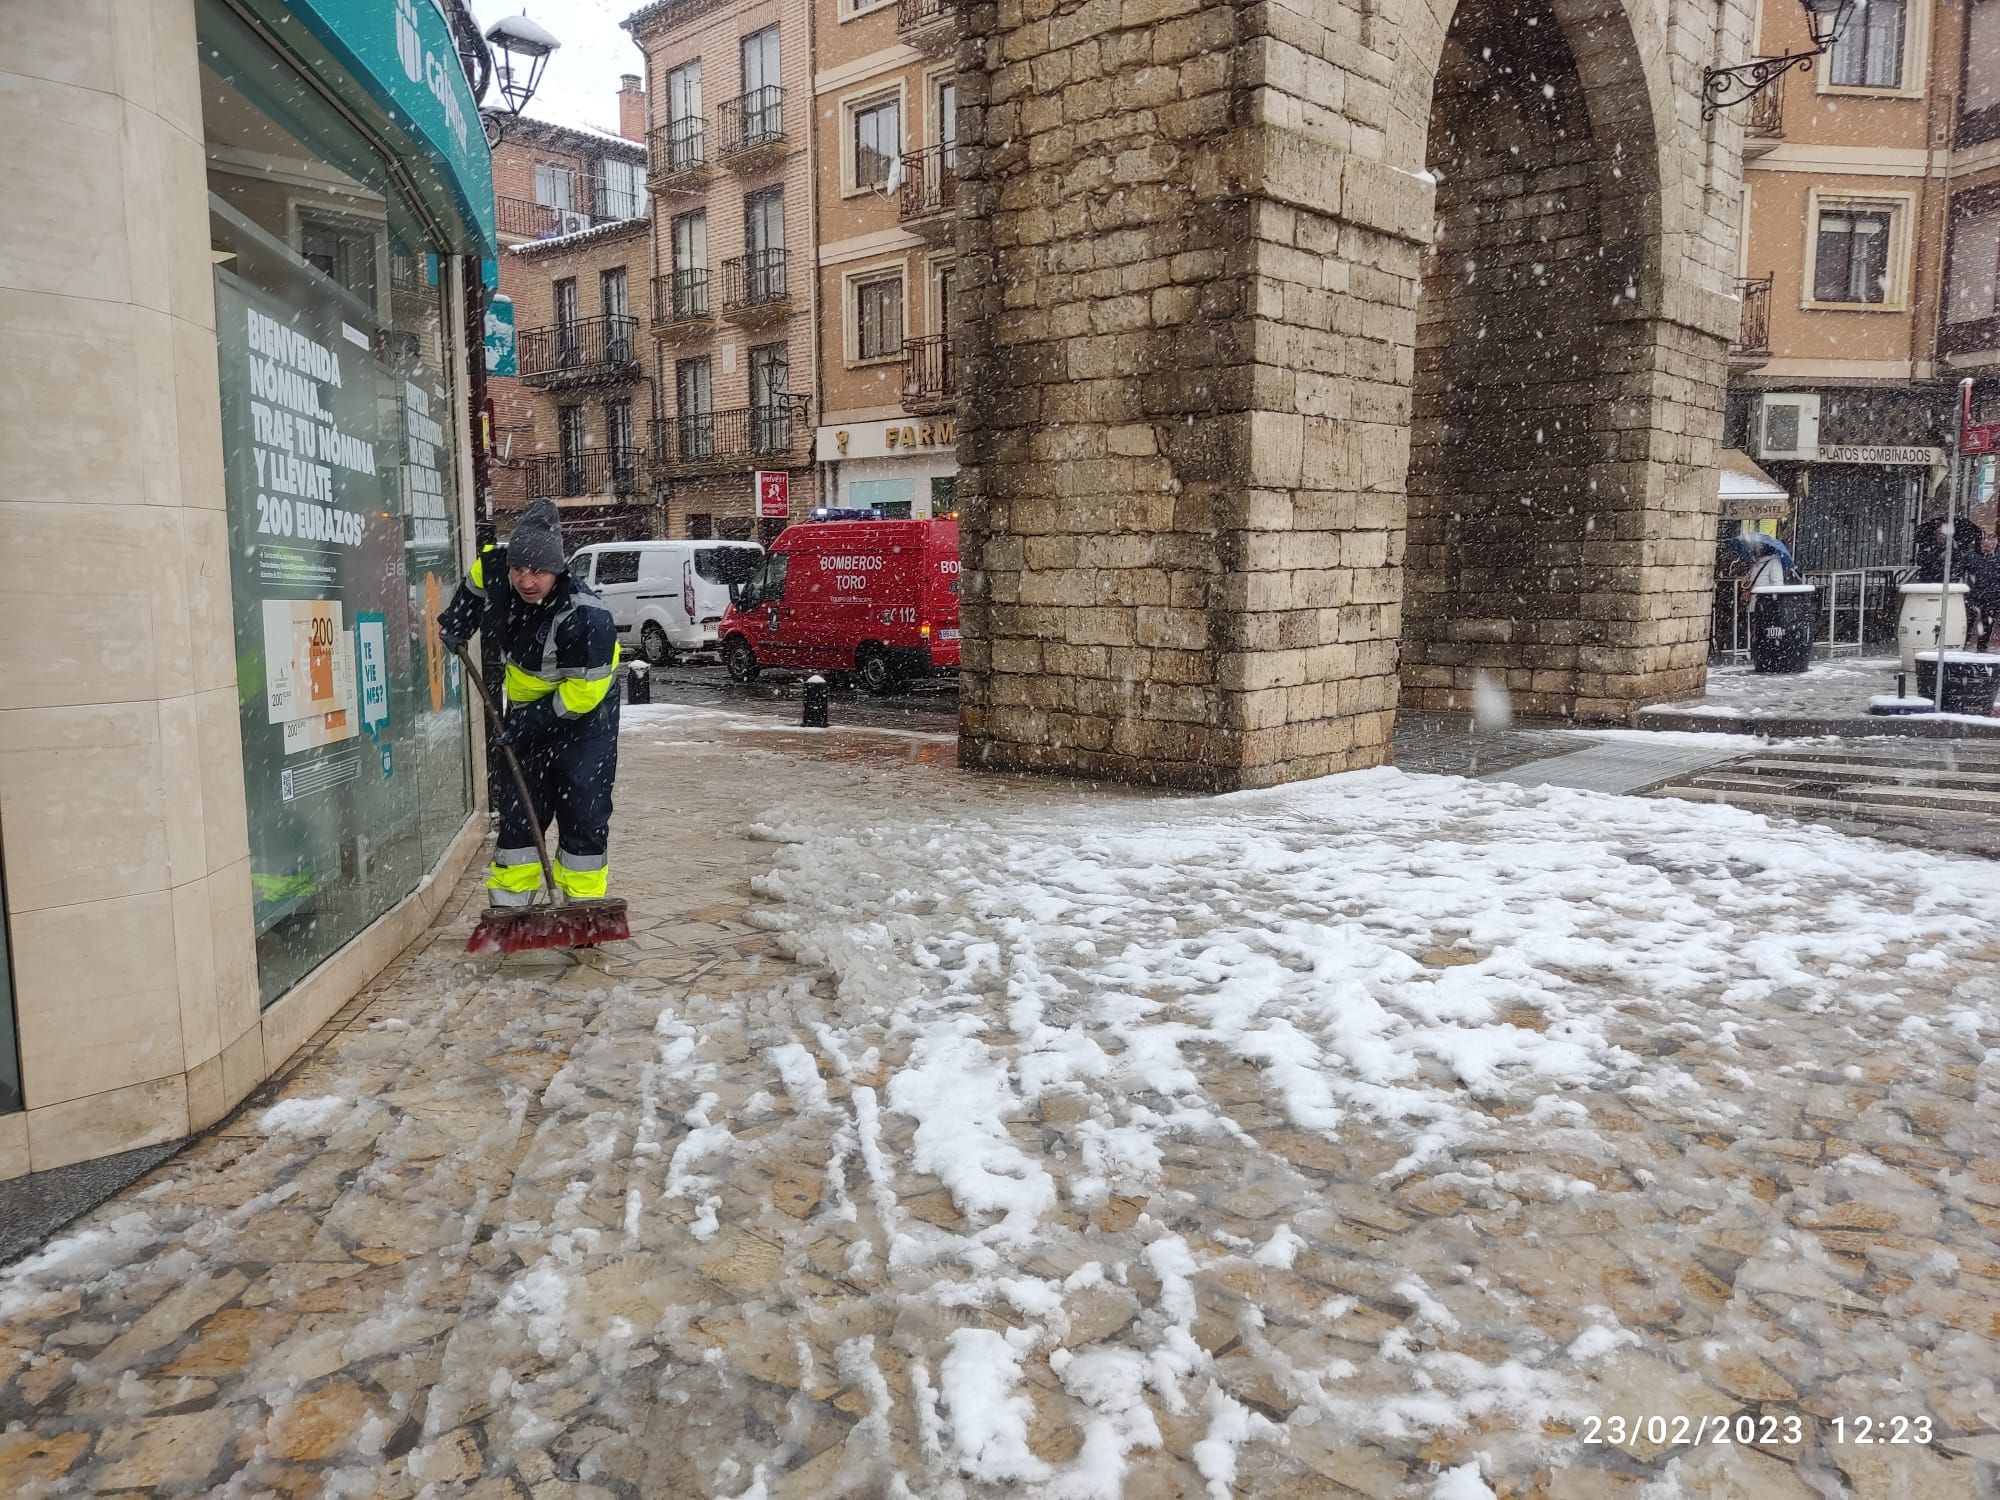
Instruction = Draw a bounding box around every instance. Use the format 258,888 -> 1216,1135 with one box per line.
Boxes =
506,499 -> 566,575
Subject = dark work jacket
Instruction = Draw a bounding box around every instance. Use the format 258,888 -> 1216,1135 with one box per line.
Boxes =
438,563 -> 620,739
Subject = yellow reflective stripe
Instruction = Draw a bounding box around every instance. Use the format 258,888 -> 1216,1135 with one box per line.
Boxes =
469,556 -> 486,594
488,860 -> 544,895
504,664 -> 557,702
555,673 -> 614,718
552,859 -> 608,899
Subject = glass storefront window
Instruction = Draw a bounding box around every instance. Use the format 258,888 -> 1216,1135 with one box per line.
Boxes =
199,0 -> 474,1005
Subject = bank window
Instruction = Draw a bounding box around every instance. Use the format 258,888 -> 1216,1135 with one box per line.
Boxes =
1828,0 -> 1906,87
851,94 -> 901,191
1947,212 -> 2000,323
854,271 -> 904,361
534,161 -> 575,210
1812,206 -> 1895,304
199,0 -> 472,1006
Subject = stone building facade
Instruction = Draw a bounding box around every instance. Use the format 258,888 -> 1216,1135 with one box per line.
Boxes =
485,106 -> 653,543
954,0 -> 1751,788
810,0 -> 963,517
500,221 -> 659,546
1717,0 -> 1993,656
628,0 -> 822,541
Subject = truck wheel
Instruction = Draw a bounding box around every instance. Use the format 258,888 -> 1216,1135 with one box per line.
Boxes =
723,636 -> 760,683
856,644 -> 898,695
641,623 -> 675,667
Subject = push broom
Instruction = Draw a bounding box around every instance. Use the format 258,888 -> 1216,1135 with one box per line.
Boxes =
451,645 -> 631,955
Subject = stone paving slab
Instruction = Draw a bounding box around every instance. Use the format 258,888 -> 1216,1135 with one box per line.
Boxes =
0,705 -> 1995,1499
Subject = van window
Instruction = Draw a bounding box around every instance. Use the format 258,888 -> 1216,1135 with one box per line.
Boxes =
596,550 -> 641,585
748,553 -> 789,605
692,546 -> 739,583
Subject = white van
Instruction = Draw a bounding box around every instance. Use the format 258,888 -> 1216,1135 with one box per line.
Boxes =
568,540 -> 764,664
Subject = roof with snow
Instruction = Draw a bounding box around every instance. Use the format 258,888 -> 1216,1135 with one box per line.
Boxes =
482,108 -> 644,158
623,0 -> 731,37
508,216 -> 650,256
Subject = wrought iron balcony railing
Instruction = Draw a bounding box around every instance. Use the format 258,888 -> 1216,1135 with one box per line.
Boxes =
651,395 -> 812,475
517,314 -> 643,385
720,249 -> 790,317
1731,275 -> 1772,360
523,446 -> 647,500
652,268 -> 713,326
901,334 -> 954,414
897,0 -> 957,48
648,118 -> 708,186
1746,69 -> 1784,140
497,186 -> 644,241
717,87 -> 788,162
899,143 -> 957,229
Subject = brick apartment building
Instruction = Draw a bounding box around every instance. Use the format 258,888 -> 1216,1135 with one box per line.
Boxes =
1942,0 -> 1999,442
808,0 -> 961,518
486,89 -> 657,546
1722,0 -> 1999,651
628,0 -> 822,541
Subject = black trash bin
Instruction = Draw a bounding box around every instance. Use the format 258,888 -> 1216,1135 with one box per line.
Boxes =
1748,584 -> 1815,674
1916,652 -> 2000,715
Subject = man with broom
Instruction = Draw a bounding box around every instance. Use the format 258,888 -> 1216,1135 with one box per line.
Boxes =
437,499 -> 628,951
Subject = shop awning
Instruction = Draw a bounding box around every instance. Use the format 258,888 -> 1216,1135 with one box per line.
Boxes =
1718,449 -> 1791,521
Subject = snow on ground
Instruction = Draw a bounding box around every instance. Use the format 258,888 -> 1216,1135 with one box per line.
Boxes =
8,710 -> 1997,1498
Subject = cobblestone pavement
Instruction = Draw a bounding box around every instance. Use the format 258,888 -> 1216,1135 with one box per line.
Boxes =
1,705 -> 1997,1499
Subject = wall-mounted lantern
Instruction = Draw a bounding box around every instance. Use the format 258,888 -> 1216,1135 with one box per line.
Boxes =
1703,0 -> 1857,119
482,13 -> 561,144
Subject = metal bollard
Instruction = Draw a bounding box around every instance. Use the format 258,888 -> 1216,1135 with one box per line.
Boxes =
802,674 -> 829,728
626,661 -> 650,705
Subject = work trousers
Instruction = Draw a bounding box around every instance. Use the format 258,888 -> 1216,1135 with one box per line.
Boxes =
489,705 -> 620,904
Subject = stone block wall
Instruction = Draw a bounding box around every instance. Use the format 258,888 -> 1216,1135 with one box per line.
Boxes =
958,0 -> 1744,786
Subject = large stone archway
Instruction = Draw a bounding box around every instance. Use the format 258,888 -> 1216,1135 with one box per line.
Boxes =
955,0 -> 1748,789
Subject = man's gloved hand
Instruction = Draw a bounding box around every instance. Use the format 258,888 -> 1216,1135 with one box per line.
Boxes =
439,628 -> 468,657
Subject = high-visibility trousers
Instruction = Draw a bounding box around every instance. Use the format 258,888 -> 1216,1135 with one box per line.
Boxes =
488,710 -> 619,904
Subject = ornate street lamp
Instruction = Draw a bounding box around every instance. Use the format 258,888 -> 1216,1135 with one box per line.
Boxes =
1703,0 -> 1857,118
482,13 -> 560,143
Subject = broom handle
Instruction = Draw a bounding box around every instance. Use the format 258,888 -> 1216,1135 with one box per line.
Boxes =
450,643 -> 564,908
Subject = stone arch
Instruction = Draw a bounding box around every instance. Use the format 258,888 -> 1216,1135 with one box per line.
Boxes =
1398,0 -> 1686,718
955,0 -> 1739,788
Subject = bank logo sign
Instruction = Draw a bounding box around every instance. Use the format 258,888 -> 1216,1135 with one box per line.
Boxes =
396,0 -> 424,82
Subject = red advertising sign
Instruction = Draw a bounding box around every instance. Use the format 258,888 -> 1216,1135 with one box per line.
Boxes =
755,470 -> 789,518
1964,423 -> 2000,456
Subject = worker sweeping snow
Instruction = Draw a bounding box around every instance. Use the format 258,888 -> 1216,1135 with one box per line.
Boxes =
437,500 -> 629,952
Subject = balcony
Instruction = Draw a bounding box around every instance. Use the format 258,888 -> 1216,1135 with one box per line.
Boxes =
1729,275 -> 1772,369
652,269 -> 714,331
517,315 -> 643,388
497,184 -> 644,242
716,87 -> 789,170
897,0 -> 957,55
899,143 -> 958,240
649,118 -> 709,194
651,395 -> 812,477
523,447 -> 647,501
1743,70 -> 1783,158
901,334 -> 954,415
720,249 -> 790,322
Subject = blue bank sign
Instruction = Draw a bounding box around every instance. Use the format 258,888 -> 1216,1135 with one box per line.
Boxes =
272,0 -> 497,257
